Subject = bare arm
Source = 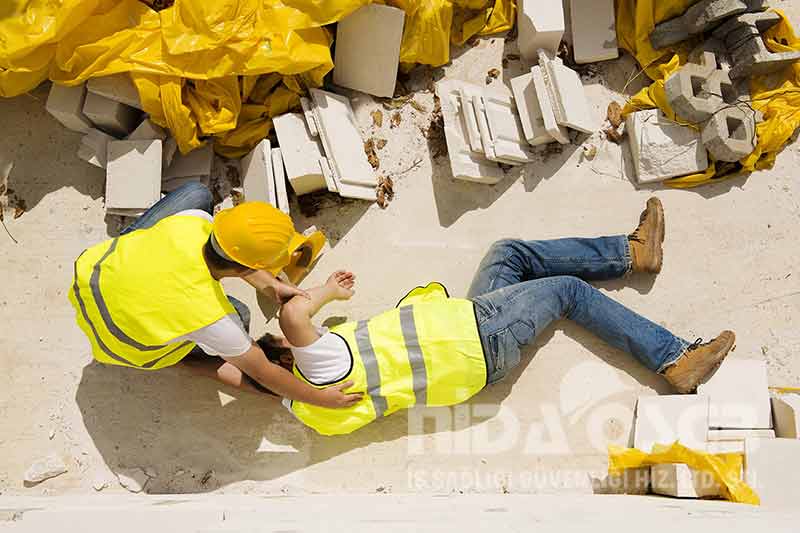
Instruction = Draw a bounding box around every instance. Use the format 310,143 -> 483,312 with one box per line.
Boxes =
243,270 -> 310,304
222,342 -> 361,407
279,271 -> 355,348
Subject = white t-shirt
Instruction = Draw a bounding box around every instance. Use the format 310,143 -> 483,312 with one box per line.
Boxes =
282,327 -> 352,410
167,210 -> 253,357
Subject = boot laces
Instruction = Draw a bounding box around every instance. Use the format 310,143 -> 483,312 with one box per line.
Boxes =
628,211 -> 650,243
686,338 -> 705,352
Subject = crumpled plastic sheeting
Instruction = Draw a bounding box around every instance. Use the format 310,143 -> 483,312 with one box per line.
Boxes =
608,442 -> 759,505
616,2 -> 800,188
0,0 -> 515,157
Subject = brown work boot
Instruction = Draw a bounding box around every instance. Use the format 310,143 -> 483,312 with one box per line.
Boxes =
664,331 -> 736,393
628,197 -> 665,274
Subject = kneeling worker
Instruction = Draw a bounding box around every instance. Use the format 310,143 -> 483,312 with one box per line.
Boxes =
277,198 -> 735,435
69,182 -> 361,409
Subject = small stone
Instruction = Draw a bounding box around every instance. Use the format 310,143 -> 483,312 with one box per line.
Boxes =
48,429 -> 55,440
92,475 -> 109,491
24,454 -> 68,485
116,467 -> 149,493
582,144 -> 597,160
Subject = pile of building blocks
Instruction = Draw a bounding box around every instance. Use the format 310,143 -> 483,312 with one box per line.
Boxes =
628,358 -> 800,505
273,89 -> 377,202
518,0 -> 618,64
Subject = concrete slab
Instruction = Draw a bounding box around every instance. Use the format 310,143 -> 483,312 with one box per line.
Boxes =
241,140 -> 277,207
569,0 -> 619,64
87,73 -> 142,110
745,437 -> 800,508
273,113 -> 328,195
518,0 -> 565,59
271,147 -> 290,215
531,66 -> 569,144
162,143 -> 213,180
82,92 -> 141,138
698,359 -> 772,429
651,463 -> 721,498
633,395 -> 710,452
46,83 -> 92,133
771,394 -> 800,438
509,72 -> 553,146
625,108 -> 709,183
473,87 -> 535,165
333,4 -> 405,98
105,140 -> 162,212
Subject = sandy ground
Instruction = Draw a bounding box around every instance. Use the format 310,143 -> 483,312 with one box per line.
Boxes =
1,2 -> 799,498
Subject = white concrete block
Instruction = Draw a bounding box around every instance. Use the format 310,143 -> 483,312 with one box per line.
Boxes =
569,0 -> 619,64
697,359 -> 772,429
105,140 -> 162,212
333,4 -> 405,98
540,52 -> 596,133
745,437 -> 800,509
625,108 -> 709,183
708,429 -> 776,441
78,128 -> 115,169
707,440 -> 746,454
474,88 -> 535,164
518,0 -> 565,59
771,394 -> 800,438
127,119 -> 166,141
272,113 -> 327,195
271,148 -> 290,215
87,73 -> 142,110
651,463 -> 721,498
241,140 -> 277,207
299,98 -> 319,137
436,79 -> 505,185
531,66 -> 569,144
46,83 -> 92,133
163,144 -> 213,180
82,92 -> 141,138
510,72 -> 554,146
634,395 -> 709,452
309,89 -> 377,189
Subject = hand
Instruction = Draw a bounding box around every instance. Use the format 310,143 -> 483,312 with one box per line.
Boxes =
272,279 -> 311,305
326,270 -> 355,301
317,380 -> 363,408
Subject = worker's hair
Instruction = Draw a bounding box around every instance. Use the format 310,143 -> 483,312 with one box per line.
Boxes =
203,236 -> 250,275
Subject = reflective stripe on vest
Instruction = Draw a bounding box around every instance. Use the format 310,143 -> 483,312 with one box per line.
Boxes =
399,306 -> 427,406
354,320 -> 388,418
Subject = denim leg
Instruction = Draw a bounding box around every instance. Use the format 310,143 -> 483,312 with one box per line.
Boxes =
472,276 -> 688,383
468,237 -> 631,298
120,182 -> 213,235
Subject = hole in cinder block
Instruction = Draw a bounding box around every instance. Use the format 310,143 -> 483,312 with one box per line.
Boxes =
726,116 -> 746,140
690,75 -> 705,97
720,82 -> 738,104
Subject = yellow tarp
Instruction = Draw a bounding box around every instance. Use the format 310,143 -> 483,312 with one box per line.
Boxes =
0,0 -> 514,157
616,2 -> 800,188
609,442 -> 759,505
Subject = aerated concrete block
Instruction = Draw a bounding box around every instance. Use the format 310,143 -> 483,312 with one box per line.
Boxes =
163,144 -> 213,180
771,394 -> 800,439
697,359 -> 772,429
82,92 -> 141,138
127,119 -> 167,141
569,0 -> 618,64
531,66 -> 569,145
518,0 -> 565,59
708,429 -> 776,441
271,148 -> 290,215
745,437 -> 800,508
473,86 -> 536,165
241,140 -> 277,207
87,73 -> 143,110
77,128 -> 115,169
273,113 -> 327,195
651,463 -> 721,498
633,395 -> 710,452
539,51 -> 596,133
509,72 -> 553,146
46,82 -> 93,133
106,140 -> 162,212
625,108 -> 709,183
701,105 -> 757,162
333,4 -> 405,98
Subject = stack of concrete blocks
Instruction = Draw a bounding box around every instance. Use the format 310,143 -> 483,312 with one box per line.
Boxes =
665,51 -> 758,163
105,140 -> 162,217
162,144 -> 214,193
634,395 -> 722,498
333,4 -> 405,98
517,0 -> 565,59
436,79 -> 536,184
568,0 -> 619,64
508,51 -> 596,150
649,0 -> 767,50
240,139 -> 290,215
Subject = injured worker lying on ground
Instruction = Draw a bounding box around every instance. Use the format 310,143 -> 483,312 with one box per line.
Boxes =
263,197 -> 737,435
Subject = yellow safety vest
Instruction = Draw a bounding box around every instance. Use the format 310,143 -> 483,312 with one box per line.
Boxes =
68,215 -> 236,370
291,283 -> 487,435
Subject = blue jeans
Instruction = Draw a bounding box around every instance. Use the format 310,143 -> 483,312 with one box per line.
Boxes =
119,182 -> 251,333
468,238 -> 689,384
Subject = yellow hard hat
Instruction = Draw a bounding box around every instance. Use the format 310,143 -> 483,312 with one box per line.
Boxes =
211,201 -> 295,270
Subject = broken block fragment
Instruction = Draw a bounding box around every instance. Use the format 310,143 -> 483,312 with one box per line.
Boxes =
273,113 -> 327,196
241,140 -> 277,207
509,72 -> 554,146
106,140 -> 162,215
87,73 -> 143,110
82,92 -> 141,138
46,82 -> 92,133
651,463 -> 721,498
333,4 -> 405,98
517,0 -> 565,59
569,0 -> 618,64
697,359 -> 772,429
625,109 -> 709,184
